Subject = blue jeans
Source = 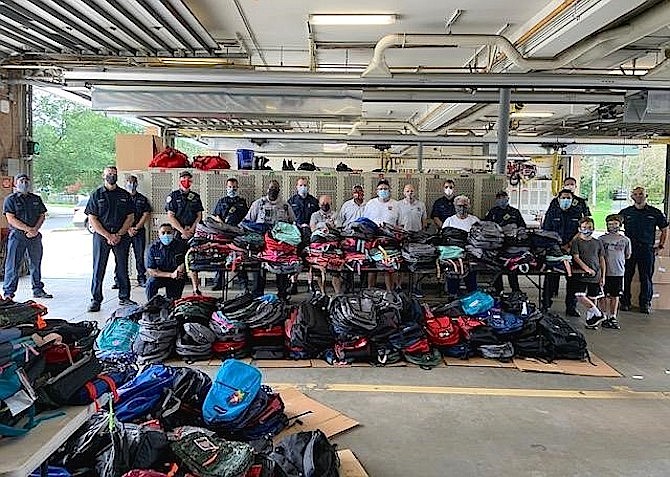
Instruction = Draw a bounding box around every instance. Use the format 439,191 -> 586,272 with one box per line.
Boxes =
145,276 -> 185,301
623,244 -> 655,309
445,272 -> 477,296
3,230 -> 44,296
91,233 -> 130,304
130,231 -> 147,280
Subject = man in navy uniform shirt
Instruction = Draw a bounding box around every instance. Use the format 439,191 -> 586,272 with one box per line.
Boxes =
2,173 -> 52,300
210,177 -> 249,291
619,186 -> 669,314
145,223 -> 188,301
124,174 -> 151,287
165,170 -> 204,240
85,165 -> 135,312
287,176 -> 319,294
541,189 -> 583,315
484,190 -> 526,293
430,179 -> 457,229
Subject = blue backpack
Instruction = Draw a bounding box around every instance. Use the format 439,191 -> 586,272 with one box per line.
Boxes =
115,364 -> 176,422
95,317 -> 139,357
487,310 -> 524,335
460,291 -> 494,316
203,359 -> 262,427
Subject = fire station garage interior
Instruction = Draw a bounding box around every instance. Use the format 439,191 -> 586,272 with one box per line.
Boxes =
1,1 -> 670,476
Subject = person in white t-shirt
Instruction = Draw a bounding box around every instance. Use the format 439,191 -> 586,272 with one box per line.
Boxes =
337,184 -> 366,228
363,179 -> 398,291
397,183 -> 427,232
442,195 -> 480,296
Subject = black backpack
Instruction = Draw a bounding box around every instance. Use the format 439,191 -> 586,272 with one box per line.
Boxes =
269,430 -> 339,477
539,313 -> 589,361
291,295 -> 334,357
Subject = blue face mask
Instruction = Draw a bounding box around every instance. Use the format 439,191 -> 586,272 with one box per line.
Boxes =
125,182 -> 137,193
16,183 -> 29,194
495,198 -> 509,208
579,228 -> 593,236
378,189 -> 390,200
297,185 -> 308,196
160,234 -> 174,246
226,187 -> 238,198
559,198 -> 572,210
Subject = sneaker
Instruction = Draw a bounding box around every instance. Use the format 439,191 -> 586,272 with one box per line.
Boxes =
119,298 -> 138,306
87,301 -> 101,312
33,290 -> 53,299
585,308 -> 606,328
602,317 -> 620,329
3,293 -> 14,301
620,303 -> 631,312
640,307 -> 651,315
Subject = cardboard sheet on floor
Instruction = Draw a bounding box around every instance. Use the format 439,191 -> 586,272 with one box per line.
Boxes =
310,359 -> 407,368
513,353 -> 622,377
206,357 -> 252,366
338,449 -> 369,477
252,359 -> 313,368
276,387 -> 359,441
443,356 -> 516,368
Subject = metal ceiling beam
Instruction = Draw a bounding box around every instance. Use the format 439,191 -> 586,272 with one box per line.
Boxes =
80,0 -> 157,54
21,0 -> 122,54
196,132 -> 650,146
0,6 -> 80,52
136,0 -> 193,53
363,90 -> 626,104
158,0 -> 214,54
0,2 -> 96,52
0,24 -> 55,53
106,0 -> 174,54
61,69 -> 670,90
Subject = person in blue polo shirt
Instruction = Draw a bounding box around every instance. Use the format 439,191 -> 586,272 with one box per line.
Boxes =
85,165 -> 135,312
619,186 -> 669,314
165,170 -> 204,240
2,173 -> 52,300
145,223 -> 188,301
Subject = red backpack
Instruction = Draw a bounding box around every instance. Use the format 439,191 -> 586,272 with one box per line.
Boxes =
149,146 -> 189,168
422,305 -> 460,347
192,155 -> 231,170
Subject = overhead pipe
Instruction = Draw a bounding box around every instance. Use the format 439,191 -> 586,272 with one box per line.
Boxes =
362,1 -> 670,77
347,120 -> 468,137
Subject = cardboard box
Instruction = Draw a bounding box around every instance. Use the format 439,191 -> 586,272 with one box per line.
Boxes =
0,176 -> 13,229
115,134 -> 163,171
652,256 -> 670,284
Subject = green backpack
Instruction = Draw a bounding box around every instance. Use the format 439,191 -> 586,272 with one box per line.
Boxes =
170,428 -> 253,477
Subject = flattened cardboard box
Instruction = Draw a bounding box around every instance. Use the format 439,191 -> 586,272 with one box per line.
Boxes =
443,356 -> 516,368
513,353 -> 622,377
276,387 -> 359,441
338,449 -> 369,477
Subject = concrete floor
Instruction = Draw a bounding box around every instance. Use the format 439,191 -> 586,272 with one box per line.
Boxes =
13,226 -> 670,477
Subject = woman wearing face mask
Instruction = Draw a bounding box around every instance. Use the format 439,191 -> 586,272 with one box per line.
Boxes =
145,223 -> 188,301
431,179 -> 457,229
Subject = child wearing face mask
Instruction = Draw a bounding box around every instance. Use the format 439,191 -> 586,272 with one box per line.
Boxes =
598,215 -> 631,329
571,217 -> 607,328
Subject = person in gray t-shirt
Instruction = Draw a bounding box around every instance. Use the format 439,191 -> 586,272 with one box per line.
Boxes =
571,217 -> 606,328
599,214 -> 632,329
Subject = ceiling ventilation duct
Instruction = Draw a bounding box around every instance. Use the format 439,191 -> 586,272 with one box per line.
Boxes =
623,91 -> 670,123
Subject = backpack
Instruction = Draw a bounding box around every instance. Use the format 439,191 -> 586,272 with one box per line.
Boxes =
487,310 -> 524,336
157,367 -> 212,430
269,430 -> 339,477
36,352 -> 104,409
115,364 -> 177,422
0,362 -> 40,437
538,313 -> 589,361
403,347 -> 443,369
290,296 -> 334,357
468,221 -> 504,250
479,342 -> 515,361
203,359 -> 262,428
170,428 -> 253,477
422,305 -> 460,347
95,317 -> 140,358
460,291 -> 495,316
192,155 -> 231,170
149,146 -> 189,168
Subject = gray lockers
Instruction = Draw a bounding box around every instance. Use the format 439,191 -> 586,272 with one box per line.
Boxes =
124,169 -> 507,240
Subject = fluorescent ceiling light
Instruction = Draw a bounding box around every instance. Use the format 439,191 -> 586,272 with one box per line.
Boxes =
323,143 -> 348,153
510,111 -> 554,118
446,130 -> 470,136
516,131 -> 539,137
310,14 -> 396,25
159,57 -> 233,66
323,123 -> 353,129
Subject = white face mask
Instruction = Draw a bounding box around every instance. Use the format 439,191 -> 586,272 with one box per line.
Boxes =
444,187 -> 454,197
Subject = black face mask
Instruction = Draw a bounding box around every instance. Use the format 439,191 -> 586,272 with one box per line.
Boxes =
105,174 -> 118,185
320,204 -> 331,212
267,189 -> 279,201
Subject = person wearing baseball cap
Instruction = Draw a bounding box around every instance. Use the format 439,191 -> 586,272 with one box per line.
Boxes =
3,173 -> 52,300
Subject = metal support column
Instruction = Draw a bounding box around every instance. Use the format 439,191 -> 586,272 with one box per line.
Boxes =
665,144 -> 670,219
417,143 -> 423,172
496,88 -> 511,175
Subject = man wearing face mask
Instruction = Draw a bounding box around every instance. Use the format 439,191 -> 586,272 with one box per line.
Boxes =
244,180 -> 295,297
124,174 -> 151,288
165,171 -> 204,240
397,184 -> 427,232
145,223 -> 188,301
441,195 -> 479,295
288,177 -> 320,233
310,195 -> 336,231
431,179 -> 457,229
619,186 -> 669,314
541,189 -> 583,315
548,177 -> 591,217
85,165 -> 135,312
485,190 -> 526,293
337,185 -> 366,228
2,173 -> 52,300
363,179 -> 400,226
